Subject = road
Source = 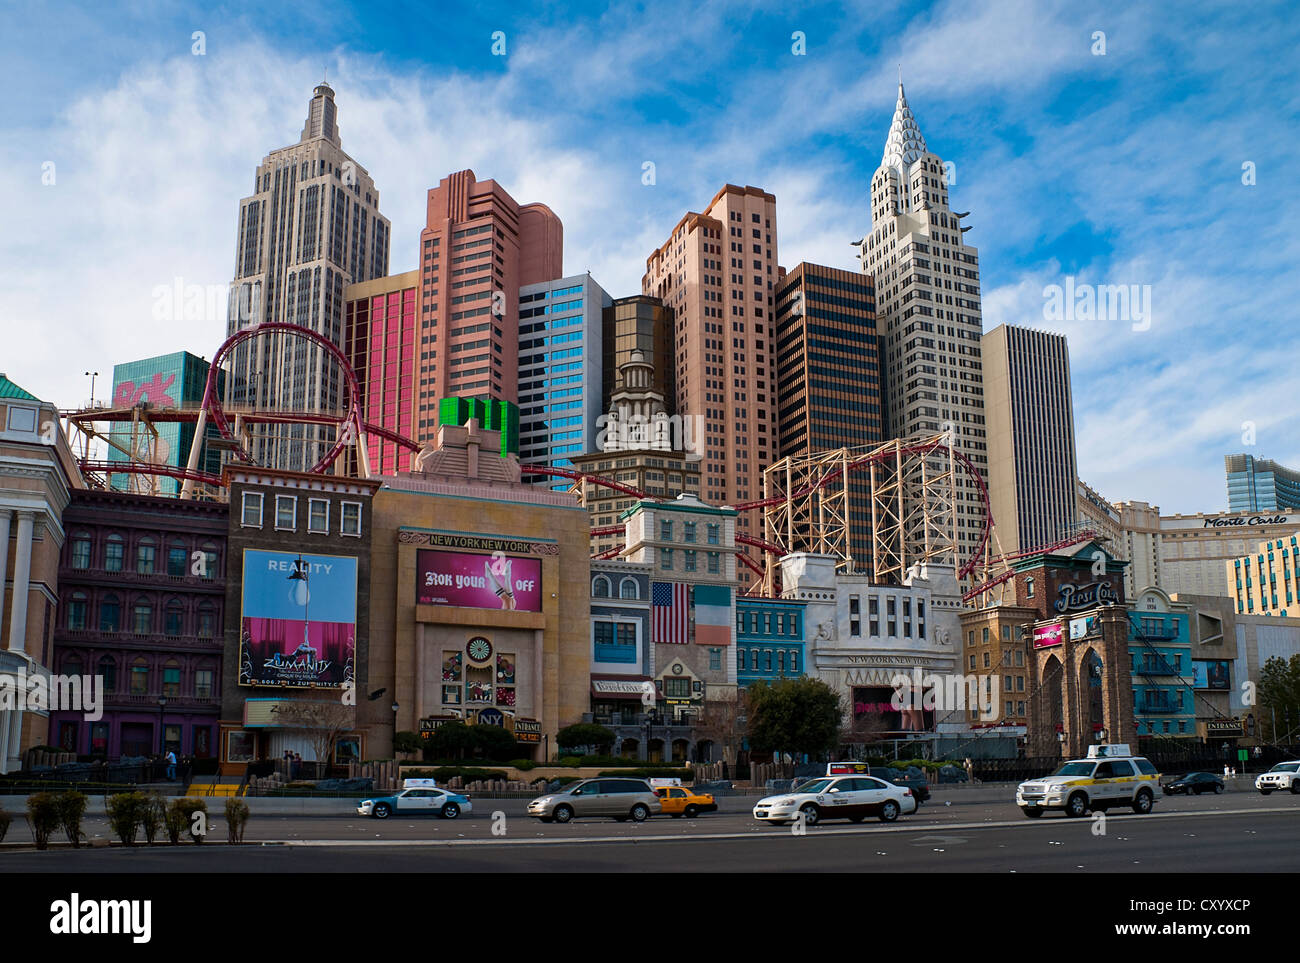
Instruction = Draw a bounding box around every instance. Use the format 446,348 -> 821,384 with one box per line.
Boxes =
3,789 -> 1297,872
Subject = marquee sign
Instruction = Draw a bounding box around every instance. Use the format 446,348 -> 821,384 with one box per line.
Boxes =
398,529 -> 560,556
1202,515 -> 1289,528
1054,581 -> 1120,613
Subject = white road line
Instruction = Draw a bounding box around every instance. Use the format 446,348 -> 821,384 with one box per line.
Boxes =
272,806 -> 1299,848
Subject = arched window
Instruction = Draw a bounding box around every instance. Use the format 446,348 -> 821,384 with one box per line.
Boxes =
162,659 -> 181,698
98,656 -> 117,694
197,602 -> 216,639
100,594 -> 121,632
105,535 -> 125,572
592,576 -> 611,598
167,541 -> 188,577
130,657 -> 149,695
66,591 -> 88,630
132,599 -> 153,635
619,578 -> 639,600
136,537 -> 156,574
62,653 -> 84,677
70,534 -> 92,570
165,600 -> 184,637
198,543 -> 220,580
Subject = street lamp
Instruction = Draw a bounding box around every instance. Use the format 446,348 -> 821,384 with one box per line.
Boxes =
157,695 -> 168,756
85,371 -> 99,407
288,554 -> 313,664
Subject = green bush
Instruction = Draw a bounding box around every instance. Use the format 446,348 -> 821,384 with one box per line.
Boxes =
507,759 -> 537,771
26,792 -> 62,850
141,792 -> 167,845
556,723 -> 615,754
106,792 -> 149,846
558,756 -> 582,768
392,731 -> 423,755
167,799 -> 208,845
56,791 -> 88,848
0,806 -> 10,843
597,768 -> 691,781
401,767 -> 510,783
225,798 -> 250,845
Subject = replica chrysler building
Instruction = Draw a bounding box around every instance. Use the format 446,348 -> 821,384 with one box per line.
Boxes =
857,81 -> 988,567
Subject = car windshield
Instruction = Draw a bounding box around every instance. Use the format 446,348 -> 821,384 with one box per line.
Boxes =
795,779 -> 833,794
1053,762 -> 1095,777
1270,763 -> 1300,773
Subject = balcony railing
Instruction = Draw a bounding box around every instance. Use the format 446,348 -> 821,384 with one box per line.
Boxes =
62,567 -> 222,588
1136,661 -> 1181,676
57,629 -> 221,648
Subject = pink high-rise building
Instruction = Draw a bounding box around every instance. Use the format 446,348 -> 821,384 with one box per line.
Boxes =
643,185 -> 779,578
344,270 -> 418,475
413,171 -> 562,439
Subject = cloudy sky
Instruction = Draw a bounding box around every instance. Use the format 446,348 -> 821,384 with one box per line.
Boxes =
2,0 -> 1296,515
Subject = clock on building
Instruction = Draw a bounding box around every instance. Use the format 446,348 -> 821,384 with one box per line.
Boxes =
466,637 -> 493,663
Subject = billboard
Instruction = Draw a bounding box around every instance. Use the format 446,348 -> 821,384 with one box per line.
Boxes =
1034,622 -> 1065,649
1192,660 -> 1231,690
1069,614 -> 1098,640
239,549 -> 357,688
851,686 -> 932,733
416,549 -> 542,612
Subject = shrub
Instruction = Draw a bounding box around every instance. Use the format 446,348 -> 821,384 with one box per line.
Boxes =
0,806 -> 10,843
507,759 -> 537,771
597,768 -> 692,781
225,798 -> 250,845
392,731 -> 423,755
26,792 -> 62,850
167,799 -> 208,845
558,756 -> 582,768
556,723 -> 615,755
106,791 -> 148,846
56,791 -> 88,848
141,792 -> 167,845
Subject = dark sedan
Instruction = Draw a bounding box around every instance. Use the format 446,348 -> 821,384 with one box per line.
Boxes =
1162,772 -> 1224,796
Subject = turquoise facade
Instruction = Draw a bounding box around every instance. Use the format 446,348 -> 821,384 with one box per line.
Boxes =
736,597 -> 806,686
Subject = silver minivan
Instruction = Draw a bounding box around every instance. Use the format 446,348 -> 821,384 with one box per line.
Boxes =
527,777 -> 663,823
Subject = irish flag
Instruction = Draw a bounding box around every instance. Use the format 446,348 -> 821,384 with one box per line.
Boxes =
694,584 -> 732,646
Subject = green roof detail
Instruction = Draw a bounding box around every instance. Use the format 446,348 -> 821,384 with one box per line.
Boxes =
0,374 -> 41,402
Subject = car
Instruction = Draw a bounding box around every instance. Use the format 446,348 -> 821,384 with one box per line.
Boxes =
357,786 -> 472,819
654,784 -> 718,818
1255,761 -> 1300,795
753,774 -> 918,826
869,766 -> 931,804
527,778 -> 662,823
1016,744 -> 1161,818
1162,772 -> 1224,796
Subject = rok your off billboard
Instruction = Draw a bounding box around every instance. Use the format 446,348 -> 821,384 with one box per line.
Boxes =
239,550 -> 358,688
416,549 -> 542,612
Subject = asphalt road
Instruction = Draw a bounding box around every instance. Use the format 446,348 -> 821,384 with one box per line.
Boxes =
4,789 -> 1297,872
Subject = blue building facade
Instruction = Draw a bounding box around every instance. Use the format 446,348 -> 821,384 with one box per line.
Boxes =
1127,587 -> 1196,739
1226,453 -> 1300,512
736,597 -> 807,687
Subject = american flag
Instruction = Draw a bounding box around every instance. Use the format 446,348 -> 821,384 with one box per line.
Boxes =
652,581 -> 689,644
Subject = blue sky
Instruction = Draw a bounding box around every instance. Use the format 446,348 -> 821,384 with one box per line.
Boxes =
2,0 -> 1297,517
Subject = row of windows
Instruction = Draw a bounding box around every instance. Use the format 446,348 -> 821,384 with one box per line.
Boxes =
59,653 -> 217,699
68,535 -> 220,579
738,648 -> 800,673
65,593 -> 219,637
736,610 -> 801,637
659,520 -> 721,544
241,492 -> 363,536
660,549 -> 722,573
592,576 -> 641,599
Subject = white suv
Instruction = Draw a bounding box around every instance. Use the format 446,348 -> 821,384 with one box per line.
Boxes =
1017,751 -> 1161,818
1255,761 -> 1300,795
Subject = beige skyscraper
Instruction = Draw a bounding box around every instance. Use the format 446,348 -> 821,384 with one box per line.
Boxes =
225,83 -> 391,471
982,324 -> 1078,555
857,84 -> 987,570
643,185 -> 779,582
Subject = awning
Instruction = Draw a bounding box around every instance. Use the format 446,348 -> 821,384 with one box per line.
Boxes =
591,676 -> 653,700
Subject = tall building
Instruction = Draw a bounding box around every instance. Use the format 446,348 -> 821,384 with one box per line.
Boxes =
518,273 -> 611,484
1226,454 -> 1300,512
413,170 -> 562,431
857,83 -> 987,568
343,270 -> 419,476
643,185 -> 779,572
1076,479 -> 1124,545
1228,533 -> 1300,617
106,351 -> 222,495
602,295 -> 675,413
225,83 -> 391,471
772,262 -> 883,566
982,325 -> 1078,555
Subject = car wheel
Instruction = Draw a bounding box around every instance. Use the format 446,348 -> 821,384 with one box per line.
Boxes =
630,804 -> 650,822
441,802 -> 460,819
1132,789 -> 1153,815
373,803 -> 391,820
553,805 -> 574,823
879,800 -> 900,823
1214,784 -> 1223,794
800,803 -> 821,826
684,805 -> 698,818
1022,808 -> 1044,818
1065,792 -> 1089,818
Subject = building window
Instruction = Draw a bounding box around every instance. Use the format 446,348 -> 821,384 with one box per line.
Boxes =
707,552 -> 720,574
164,601 -> 183,637
135,538 -> 155,575
275,495 -> 297,531
341,501 -> 362,536
593,576 -> 611,598
738,649 -> 747,671
162,661 -> 181,698
241,492 -> 263,528
71,537 -> 91,570
709,648 -> 722,671
132,602 -> 152,635
661,549 -> 673,570
983,652 -> 990,668
195,669 -> 214,700
308,498 -> 329,534
167,544 -> 187,577
969,655 -> 976,669
684,551 -> 697,572
707,523 -> 720,545
199,546 -> 219,580
1014,650 -> 1024,666
619,578 -> 639,600
100,595 -> 121,632
197,604 -> 216,639
684,521 -> 697,543
660,520 -> 673,541
130,658 -> 149,695
66,593 -> 88,630
98,656 -> 117,694
1026,577 -> 1035,599
105,534 -> 125,572
790,650 -> 799,672
664,677 -> 691,698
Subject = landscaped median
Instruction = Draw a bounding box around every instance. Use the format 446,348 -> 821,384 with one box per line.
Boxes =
0,790 -> 253,851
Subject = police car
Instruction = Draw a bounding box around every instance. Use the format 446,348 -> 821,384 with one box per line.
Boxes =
754,764 -> 918,826
1016,744 -> 1161,818
357,779 -> 472,819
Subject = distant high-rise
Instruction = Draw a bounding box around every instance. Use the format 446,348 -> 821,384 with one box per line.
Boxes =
413,170 -> 562,435
982,324 -> 1078,555
643,185 -> 779,576
225,83 -> 390,472
1226,454 -> 1300,512
857,83 -> 987,568
602,295 -> 675,413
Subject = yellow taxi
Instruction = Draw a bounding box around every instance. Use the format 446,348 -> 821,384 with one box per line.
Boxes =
652,783 -> 718,818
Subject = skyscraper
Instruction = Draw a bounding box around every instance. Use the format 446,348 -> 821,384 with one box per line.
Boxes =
857,83 -> 987,569
982,324 -> 1078,555
643,185 -> 779,574
413,170 -> 562,437
225,83 -> 391,471
1226,454 -> 1300,512
602,295 -> 675,413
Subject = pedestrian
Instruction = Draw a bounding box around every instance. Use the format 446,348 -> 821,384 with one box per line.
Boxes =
165,748 -> 177,781
964,756 -> 974,783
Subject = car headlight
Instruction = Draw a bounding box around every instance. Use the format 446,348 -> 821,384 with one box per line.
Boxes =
534,797 -> 551,805
778,798 -> 796,806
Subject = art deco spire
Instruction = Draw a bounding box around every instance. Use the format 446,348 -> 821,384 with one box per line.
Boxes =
881,81 -> 927,170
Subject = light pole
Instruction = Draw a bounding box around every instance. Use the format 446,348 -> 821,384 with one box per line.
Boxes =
157,695 -> 168,777
288,554 -> 311,661
85,371 -> 99,406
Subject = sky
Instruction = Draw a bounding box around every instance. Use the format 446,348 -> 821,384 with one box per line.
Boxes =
2,0 -> 1297,517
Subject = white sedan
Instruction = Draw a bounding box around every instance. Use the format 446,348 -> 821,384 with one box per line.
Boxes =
753,775 -> 918,826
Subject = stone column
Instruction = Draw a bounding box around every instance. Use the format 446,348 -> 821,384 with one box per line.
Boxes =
0,709 -> 11,774
0,510 -> 11,636
5,707 -> 22,771
6,512 -> 35,654
414,622 -> 426,724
